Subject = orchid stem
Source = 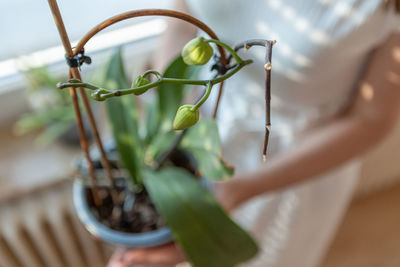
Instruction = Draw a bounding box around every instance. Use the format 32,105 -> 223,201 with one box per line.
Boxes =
193,83 -> 213,111
57,60 -> 252,101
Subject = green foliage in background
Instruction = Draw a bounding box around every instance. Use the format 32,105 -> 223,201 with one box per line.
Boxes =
14,67 -> 77,146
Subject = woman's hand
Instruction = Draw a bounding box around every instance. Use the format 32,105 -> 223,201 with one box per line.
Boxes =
107,243 -> 186,267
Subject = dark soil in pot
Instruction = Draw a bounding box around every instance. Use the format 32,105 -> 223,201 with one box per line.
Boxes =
85,184 -> 165,233
84,149 -> 198,234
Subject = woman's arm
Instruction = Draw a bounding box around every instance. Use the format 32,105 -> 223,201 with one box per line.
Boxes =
216,33 -> 400,211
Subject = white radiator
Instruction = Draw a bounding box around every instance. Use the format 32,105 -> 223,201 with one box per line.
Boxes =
0,180 -> 112,267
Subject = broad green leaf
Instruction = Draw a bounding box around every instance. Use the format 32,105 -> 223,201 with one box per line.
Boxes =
143,167 -> 258,267
144,130 -> 177,164
103,48 -> 142,182
143,100 -> 160,145
180,119 -> 234,180
158,56 -> 199,132
185,148 -> 234,180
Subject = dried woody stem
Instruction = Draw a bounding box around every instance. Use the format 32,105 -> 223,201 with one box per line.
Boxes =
264,41 -> 274,161
232,39 -> 276,161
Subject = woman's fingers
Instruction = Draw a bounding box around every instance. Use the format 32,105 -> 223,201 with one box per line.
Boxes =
108,243 -> 185,267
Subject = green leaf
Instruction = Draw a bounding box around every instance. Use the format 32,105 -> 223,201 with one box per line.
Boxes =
180,119 -> 234,180
143,100 -> 160,145
25,66 -> 59,90
144,130 -> 177,164
143,167 -> 258,267
103,48 -> 142,183
186,148 -> 234,180
158,56 -> 199,132
14,105 -> 74,135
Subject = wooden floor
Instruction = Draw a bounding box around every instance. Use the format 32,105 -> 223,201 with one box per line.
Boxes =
321,183 -> 400,267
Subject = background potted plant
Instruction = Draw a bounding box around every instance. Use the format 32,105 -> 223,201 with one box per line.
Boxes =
14,66 -> 92,146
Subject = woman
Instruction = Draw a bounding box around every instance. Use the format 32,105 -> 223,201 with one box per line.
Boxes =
110,1 -> 400,266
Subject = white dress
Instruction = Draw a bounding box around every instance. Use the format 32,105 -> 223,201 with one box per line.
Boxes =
186,1 -> 399,266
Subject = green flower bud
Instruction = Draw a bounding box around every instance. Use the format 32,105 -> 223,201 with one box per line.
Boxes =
132,75 -> 150,95
181,37 -> 213,66
173,105 -> 199,130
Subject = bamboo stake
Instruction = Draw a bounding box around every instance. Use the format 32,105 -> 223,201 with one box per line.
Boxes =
70,68 -> 116,189
47,0 -> 102,205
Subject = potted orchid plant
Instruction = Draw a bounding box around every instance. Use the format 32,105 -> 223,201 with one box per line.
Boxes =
57,21 -> 274,267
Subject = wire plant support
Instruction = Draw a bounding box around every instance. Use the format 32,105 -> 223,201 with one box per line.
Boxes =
46,0 -> 275,204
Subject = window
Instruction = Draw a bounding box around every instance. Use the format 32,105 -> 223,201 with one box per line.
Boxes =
0,0 -> 171,124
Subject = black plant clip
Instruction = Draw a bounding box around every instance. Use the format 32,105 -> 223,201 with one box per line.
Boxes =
211,61 -> 227,75
211,55 -> 237,76
65,48 -> 92,70
210,55 -> 228,75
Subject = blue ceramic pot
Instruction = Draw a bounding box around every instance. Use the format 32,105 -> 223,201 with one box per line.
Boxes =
72,142 -> 209,248
72,179 -> 173,248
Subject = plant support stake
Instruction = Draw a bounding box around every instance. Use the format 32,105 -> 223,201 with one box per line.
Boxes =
47,0 -> 113,206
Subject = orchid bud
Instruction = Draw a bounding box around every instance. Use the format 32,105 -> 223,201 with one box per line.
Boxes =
173,105 -> 199,130
181,37 -> 213,66
132,75 -> 150,95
